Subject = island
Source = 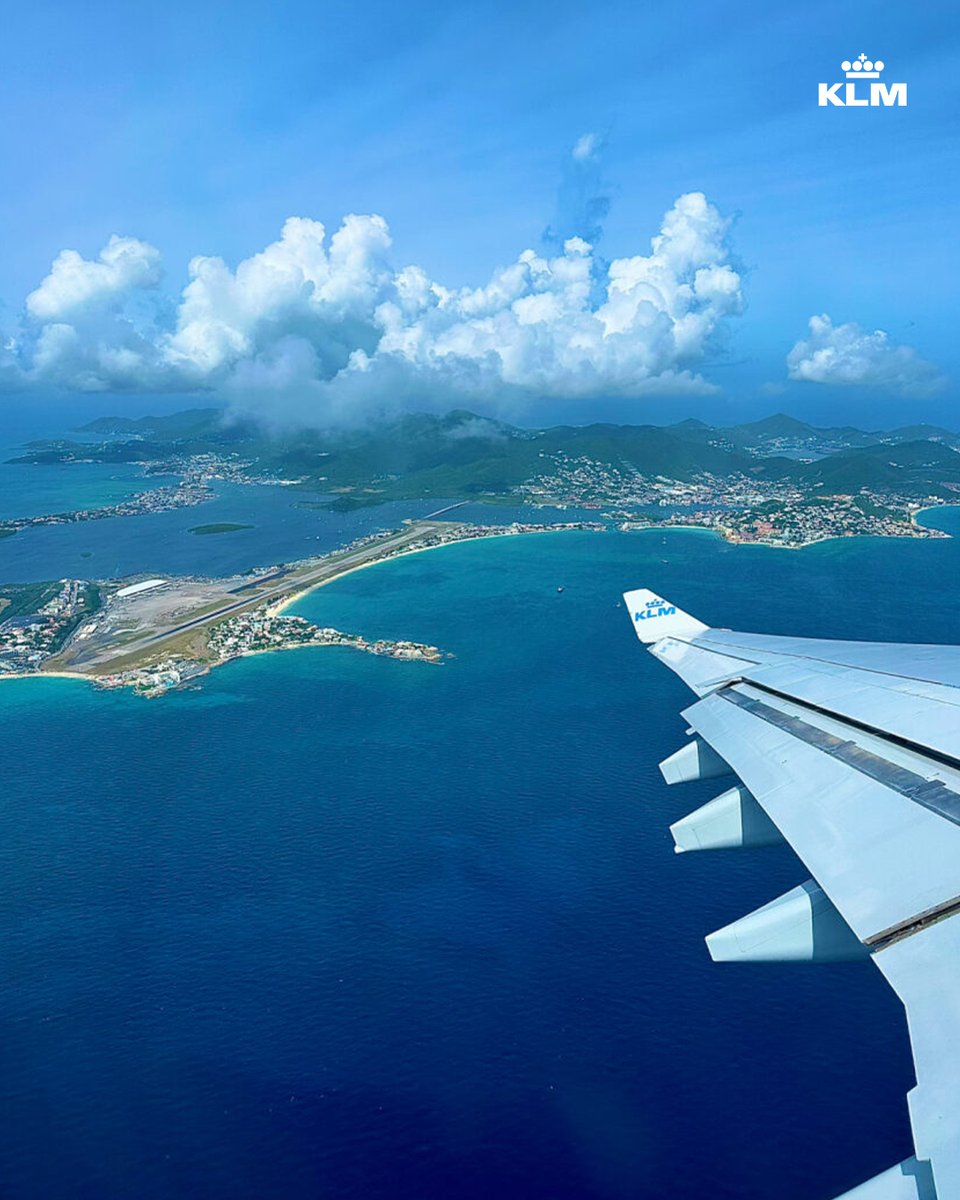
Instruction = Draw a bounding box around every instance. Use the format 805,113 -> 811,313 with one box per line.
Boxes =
6,407 -> 960,550
188,523 -> 255,535
0,480 -> 214,539
4,406 -> 960,694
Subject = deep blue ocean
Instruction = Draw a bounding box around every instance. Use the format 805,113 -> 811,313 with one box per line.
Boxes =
3,435 -> 960,1199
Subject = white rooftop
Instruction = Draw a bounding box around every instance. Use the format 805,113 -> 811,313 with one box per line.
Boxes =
115,578 -> 167,598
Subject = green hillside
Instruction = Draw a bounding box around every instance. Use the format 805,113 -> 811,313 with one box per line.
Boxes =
799,440 -> 960,497
8,408 -> 960,504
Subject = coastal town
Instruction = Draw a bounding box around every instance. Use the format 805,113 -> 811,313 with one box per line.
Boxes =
653,493 -> 943,547
8,405 -> 960,554
0,447 -> 308,545
516,452 -> 949,547
205,607 -> 442,664
0,579 -> 101,670
0,479 -> 214,540
142,452 -> 306,488
3,448 -> 943,551
2,408 -> 959,691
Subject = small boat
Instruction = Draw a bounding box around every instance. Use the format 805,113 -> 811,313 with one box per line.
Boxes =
557,586 -> 564,593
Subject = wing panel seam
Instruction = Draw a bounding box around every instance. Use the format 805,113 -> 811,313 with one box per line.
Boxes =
867,894 -> 960,952
719,688 -> 960,827
697,634 -> 960,690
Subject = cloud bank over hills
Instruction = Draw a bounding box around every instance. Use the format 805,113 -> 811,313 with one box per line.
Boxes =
1,185 -> 944,425
2,192 -> 745,422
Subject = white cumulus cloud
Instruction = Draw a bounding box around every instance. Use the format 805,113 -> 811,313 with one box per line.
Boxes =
6,192 -> 744,422
165,214 -> 393,381
787,314 -> 943,396
26,235 -> 163,321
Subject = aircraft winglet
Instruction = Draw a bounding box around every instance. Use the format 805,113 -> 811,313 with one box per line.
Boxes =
622,588 -> 709,644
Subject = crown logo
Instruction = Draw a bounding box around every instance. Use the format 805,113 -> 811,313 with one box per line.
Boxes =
841,53 -> 884,79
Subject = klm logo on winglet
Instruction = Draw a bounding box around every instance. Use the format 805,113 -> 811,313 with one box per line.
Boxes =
623,587 -> 708,643
635,598 -> 677,622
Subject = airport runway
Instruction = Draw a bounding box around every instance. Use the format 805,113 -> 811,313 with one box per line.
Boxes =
109,519 -> 456,661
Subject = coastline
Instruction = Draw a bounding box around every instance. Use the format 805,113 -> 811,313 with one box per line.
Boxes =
621,514 -> 953,551
6,507 -> 958,696
273,523 -> 587,615
183,637 -> 444,675
7,524 -> 588,695
912,504 -> 953,531
0,668 -> 90,685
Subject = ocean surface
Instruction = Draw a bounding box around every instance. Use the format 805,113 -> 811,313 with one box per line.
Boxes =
3,437 -> 960,1199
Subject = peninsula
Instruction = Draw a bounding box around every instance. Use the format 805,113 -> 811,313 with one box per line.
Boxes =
0,518 -> 603,696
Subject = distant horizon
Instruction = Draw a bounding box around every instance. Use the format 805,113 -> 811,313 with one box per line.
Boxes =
2,394 -> 959,443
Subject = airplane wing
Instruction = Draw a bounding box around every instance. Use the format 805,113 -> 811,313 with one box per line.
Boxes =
623,587 -> 960,1200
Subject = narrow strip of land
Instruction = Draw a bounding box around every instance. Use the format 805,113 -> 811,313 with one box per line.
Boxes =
147,521 -> 444,646
62,519 -> 457,672
7,517 -> 603,695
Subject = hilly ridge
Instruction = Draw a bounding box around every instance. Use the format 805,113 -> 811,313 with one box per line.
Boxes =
8,407 -> 960,504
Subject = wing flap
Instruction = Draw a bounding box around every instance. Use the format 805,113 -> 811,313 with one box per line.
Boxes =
624,589 -> 960,763
832,1157 -> 936,1199
683,682 -> 960,944
656,631 -> 960,763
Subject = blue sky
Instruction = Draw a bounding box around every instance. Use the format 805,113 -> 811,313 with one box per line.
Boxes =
1,0 -> 958,428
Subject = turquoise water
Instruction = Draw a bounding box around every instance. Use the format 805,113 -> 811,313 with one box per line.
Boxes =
5,517 -> 960,1199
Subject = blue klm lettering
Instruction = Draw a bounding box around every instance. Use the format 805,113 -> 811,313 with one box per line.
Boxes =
634,606 -> 677,622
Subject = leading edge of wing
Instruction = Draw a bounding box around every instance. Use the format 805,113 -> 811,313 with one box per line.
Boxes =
623,587 -> 960,764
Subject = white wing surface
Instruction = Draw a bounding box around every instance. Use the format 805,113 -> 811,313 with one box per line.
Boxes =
625,589 -> 960,1200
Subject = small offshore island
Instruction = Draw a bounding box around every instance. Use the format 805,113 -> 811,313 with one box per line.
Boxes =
189,522 -> 255,535
0,519 -> 603,697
